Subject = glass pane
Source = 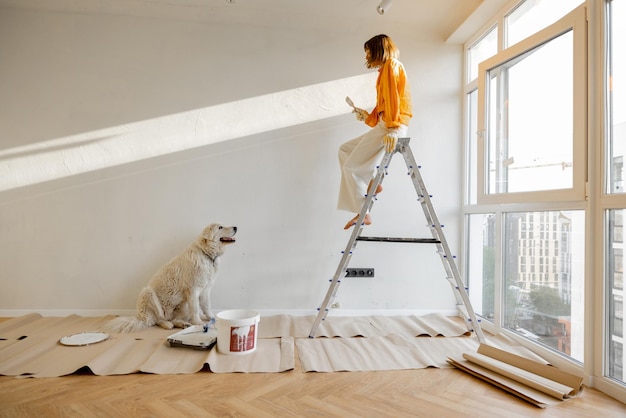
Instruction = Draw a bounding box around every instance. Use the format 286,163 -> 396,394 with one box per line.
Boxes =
505,0 -> 583,47
607,209 -> 625,383
467,214 -> 496,321
467,90 -> 478,204
608,0 -> 626,194
503,211 -> 584,362
468,26 -> 497,82
488,73 -> 499,193
486,31 -> 574,195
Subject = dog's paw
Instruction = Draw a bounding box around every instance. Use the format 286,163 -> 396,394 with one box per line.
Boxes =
157,320 -> 174,330
172,319 -> 191,329
203,312 -> 215,321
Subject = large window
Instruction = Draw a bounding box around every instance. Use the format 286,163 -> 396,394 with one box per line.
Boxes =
477,6 -> 587,204
606,0 -> 626,386
464,2 -> 587,364
465,0 -> 626,401
484,32 -> 574,195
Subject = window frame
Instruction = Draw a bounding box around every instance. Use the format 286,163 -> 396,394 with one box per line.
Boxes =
476,5 -> 588,205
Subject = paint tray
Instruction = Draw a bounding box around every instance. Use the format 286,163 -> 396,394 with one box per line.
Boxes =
167,324 -> 217,350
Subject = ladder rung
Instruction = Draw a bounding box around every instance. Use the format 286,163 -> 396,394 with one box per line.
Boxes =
356,236 -> 441,244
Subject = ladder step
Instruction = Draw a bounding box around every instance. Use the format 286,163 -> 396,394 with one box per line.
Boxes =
356,236 -> 441,244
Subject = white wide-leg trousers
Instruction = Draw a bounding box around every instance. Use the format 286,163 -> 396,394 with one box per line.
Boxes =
337,121 -> 408,213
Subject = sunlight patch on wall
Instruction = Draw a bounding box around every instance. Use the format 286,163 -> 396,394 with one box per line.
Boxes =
0,73 -> 376,192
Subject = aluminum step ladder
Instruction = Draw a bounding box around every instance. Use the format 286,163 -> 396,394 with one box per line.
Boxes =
308,137 -> 486,343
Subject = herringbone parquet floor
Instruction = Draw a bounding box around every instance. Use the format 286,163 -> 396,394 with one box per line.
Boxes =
1,354 -> 625,417
1,314 -> 625,417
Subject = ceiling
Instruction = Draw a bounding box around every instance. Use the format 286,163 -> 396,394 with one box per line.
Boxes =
0,0 -> 507,43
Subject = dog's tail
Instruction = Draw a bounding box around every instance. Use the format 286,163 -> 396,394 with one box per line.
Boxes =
101,287 -> 164,333
101,316 -> 152,333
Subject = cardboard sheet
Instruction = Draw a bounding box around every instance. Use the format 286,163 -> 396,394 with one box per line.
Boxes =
0,314 -> 293,377
207,338 -> 294,373
297,335 -> 478,372
258,312 -> 470,338
0,313 -> 482,378
447,343 -> 583,408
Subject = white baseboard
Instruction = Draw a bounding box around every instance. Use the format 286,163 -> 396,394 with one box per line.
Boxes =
0,308 -> 459,318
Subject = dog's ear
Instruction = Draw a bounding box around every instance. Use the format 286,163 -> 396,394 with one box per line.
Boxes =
201,232 -> 215,247
201,224 -> 221,242
201,225 -> 217,240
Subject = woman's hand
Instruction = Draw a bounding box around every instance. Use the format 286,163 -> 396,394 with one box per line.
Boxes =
383,128 -> 400,153
353,108 -> 369,122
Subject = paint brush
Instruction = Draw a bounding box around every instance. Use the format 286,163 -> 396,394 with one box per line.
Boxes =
345,96 -> 356,109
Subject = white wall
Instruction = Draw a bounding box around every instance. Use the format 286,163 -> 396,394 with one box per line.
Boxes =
0,5 -> 464,316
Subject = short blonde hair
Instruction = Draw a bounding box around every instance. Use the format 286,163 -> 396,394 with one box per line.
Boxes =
364,34 -> 399,68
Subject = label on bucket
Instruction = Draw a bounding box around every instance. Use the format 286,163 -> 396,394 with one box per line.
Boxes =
229,324 -> 256,352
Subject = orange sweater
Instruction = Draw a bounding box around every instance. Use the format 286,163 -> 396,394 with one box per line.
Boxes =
365,58 -> 412,129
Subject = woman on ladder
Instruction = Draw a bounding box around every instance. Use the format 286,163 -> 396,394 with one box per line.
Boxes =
338,34 -> 412,230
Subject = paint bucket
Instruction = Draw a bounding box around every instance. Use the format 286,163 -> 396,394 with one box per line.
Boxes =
216,309 -> 260,355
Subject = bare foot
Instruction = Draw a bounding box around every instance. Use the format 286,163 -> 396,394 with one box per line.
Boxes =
344,213 -> 372,230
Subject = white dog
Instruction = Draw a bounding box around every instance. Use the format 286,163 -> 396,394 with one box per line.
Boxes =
103,224 -> 237,333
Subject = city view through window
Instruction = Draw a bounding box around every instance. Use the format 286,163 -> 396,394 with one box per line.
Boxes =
468,211 -> 584,362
